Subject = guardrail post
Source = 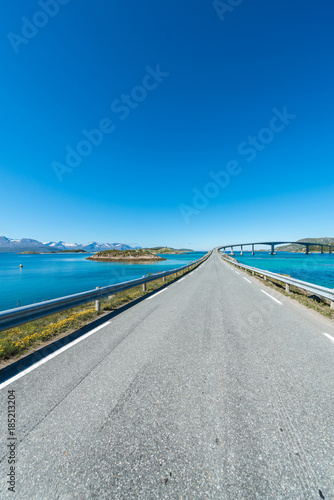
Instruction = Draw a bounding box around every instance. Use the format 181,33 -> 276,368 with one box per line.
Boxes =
0,253 -> 210,332
95,287 -> 101,312
286,284 -> 290,293
163,276 -> 166,282
142,283 -> 146,292
252,271 -> 255,275
264,275 -> 267,281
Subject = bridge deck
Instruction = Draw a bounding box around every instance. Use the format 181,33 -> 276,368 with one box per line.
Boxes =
220,241 -> 334,248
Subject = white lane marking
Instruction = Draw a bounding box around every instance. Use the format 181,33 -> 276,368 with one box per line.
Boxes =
235,271 -> 240,275
0,321 -> 112,391
178,277 -> 185,282
146,289 -> 167,300
243,277 -> 251,283
322,333 -> 334,344
261,290 -> 283,305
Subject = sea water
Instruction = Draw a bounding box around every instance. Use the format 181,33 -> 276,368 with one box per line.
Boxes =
227,251 -> 334,289
0,252 -> 206,312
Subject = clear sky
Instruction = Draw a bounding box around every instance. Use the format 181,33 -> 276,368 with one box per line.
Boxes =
1,0 -> 333,250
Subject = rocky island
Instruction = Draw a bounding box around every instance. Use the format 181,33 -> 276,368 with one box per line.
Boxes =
87,249 -> 167,262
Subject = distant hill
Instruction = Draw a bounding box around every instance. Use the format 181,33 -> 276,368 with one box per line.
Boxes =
145,247 -> 193,254
276,238 -> 334,253
0,236 -> 138,253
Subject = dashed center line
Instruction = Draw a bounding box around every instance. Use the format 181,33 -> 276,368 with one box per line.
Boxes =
243,277 -> 251,283
261,290 -> 283,305
235,271 -> 240,275
322,333 -> 334,344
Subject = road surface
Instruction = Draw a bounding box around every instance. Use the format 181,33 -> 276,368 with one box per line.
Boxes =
0,250 -> 333,499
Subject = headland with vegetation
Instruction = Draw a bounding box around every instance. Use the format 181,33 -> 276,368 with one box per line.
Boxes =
277,237 -> 334,253
144,246 -> 192,254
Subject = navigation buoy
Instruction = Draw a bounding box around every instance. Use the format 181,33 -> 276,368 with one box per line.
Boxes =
19,264 -> 23,268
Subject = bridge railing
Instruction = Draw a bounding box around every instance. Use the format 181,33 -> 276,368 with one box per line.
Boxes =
220,253 -> 334,308
0,251 -> 212,333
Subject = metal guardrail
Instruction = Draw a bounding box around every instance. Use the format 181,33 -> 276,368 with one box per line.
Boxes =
220,253 -> 334,308
0,252 -> 211,332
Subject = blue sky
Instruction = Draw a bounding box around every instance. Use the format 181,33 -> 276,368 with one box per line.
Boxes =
1,0 -> 333,250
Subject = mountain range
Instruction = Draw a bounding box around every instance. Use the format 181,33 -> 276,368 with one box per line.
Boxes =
0,236 -> 138,253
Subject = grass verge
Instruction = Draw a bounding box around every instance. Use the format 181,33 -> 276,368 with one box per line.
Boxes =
222,256 -> 334,319
0,264 -> 199,366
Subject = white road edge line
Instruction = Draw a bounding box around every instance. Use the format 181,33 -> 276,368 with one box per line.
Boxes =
146,289 -> 167,300
178,277 -> 185,282
322,333 -> 334,344
243,277 -> 251,283
235,271 -> 240,275
0,321 -> 112,391
261,290 -> 283,305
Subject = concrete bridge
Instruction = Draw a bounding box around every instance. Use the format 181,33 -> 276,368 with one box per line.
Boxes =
219,241 -> 334,255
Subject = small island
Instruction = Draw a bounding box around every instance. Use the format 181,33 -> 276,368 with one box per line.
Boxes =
19,251 -> 58,254
87,249 -> 167,262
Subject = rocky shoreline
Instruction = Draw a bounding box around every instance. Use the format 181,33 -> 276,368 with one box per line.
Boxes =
87,255 -> 166,262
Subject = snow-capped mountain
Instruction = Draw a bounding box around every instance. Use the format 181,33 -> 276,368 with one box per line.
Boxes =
44,241 -> 134,251
0,236 -> 52,252
80,242 -> 133,252
44,241 -> 80,251
0,236 -> 139,252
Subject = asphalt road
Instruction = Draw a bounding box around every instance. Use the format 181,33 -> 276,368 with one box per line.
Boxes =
0,250 -> 333,499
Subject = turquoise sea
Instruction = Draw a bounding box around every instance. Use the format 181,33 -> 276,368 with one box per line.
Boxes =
225,251 -> 334,289
0,252 -> 206,312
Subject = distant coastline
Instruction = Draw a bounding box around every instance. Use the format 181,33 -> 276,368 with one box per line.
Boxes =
18,249 -> 88,255
276,238 -> 334,253
143,247 -> 192,255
